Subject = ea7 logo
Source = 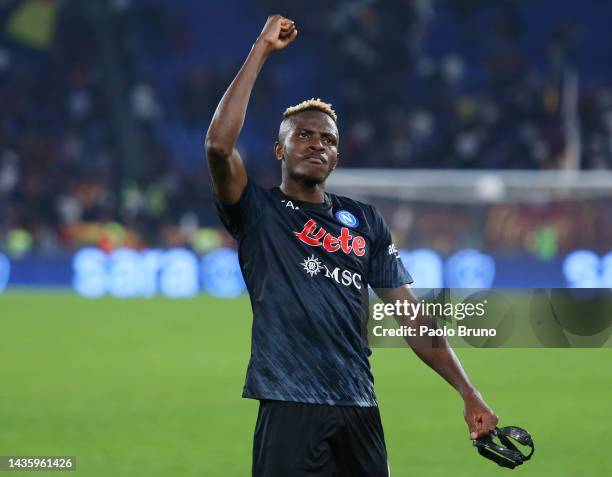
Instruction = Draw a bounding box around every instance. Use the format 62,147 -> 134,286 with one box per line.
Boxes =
294,219 -> 366,256
300,255 -> 362,290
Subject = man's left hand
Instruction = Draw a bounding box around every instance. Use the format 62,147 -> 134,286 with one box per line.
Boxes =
463,391 -> 499,439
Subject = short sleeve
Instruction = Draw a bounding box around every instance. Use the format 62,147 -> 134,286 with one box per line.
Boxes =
367,206 -> 413,288
214,179 -> 269,239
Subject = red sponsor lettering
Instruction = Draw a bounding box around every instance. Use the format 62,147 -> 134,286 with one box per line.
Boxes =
294,219 -> 366,256
352,235 -> 366,256
338,227 -> 352,254
294,219 -> 320,246
323,233 -> 340,252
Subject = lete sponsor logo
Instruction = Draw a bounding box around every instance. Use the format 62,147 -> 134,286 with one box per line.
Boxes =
294,219 -> 366,256
300,255 -> 362,290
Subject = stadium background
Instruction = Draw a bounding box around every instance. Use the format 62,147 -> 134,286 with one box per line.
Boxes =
0,0 -> 610,476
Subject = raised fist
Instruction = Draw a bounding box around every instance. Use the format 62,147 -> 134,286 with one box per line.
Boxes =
257,14 -> 298,52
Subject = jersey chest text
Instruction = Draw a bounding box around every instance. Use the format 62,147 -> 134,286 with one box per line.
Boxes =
293,219 -> 366,257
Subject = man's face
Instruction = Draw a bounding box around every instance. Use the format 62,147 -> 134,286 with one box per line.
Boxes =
276,111 -> 339,185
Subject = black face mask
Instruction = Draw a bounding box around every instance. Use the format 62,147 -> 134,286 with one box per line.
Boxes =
473,426 -> 535,469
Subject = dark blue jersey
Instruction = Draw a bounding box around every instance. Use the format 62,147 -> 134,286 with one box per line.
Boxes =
215,180 -> 412,406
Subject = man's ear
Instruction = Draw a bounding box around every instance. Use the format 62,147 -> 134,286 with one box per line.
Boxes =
332,153 -> 339,170
274,141 -> 283,161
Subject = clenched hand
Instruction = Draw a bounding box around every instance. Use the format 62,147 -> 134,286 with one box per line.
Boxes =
464,392 -> 499,439
257,14 -> 298,52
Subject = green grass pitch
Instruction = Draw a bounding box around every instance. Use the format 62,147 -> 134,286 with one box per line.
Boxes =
0,292 -> 610,476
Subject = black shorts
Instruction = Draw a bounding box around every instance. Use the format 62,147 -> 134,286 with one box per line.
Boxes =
252,400 -> 390,477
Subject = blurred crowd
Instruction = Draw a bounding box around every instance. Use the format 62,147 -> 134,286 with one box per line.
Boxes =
1,0 -> 611,255
265,0 -> 612,171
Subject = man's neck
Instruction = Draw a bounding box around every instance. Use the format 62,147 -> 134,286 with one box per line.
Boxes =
279,179 -> 326,204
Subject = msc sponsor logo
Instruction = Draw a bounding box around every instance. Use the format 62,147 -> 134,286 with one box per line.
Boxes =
300,255 -> 362,290
294,219 -> 366,256
301,255 -> 323,277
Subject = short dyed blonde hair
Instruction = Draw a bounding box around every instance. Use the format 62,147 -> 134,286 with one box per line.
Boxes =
283,98 -> 337,123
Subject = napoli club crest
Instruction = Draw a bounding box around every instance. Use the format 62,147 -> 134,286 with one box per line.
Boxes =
335,210 -> 359,228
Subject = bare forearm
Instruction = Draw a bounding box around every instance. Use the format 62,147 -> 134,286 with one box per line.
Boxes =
204,15 -> 296,204
205,40 -> 270,155
411,344 -> 477,398
395,312 -> 476,397
375,285 -> 498,437
399,307 -> 498,436
376,286 -> 478,397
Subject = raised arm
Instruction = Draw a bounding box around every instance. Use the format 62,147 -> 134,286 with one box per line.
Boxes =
205,14 -> 297,204
374,285 -> 499,439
